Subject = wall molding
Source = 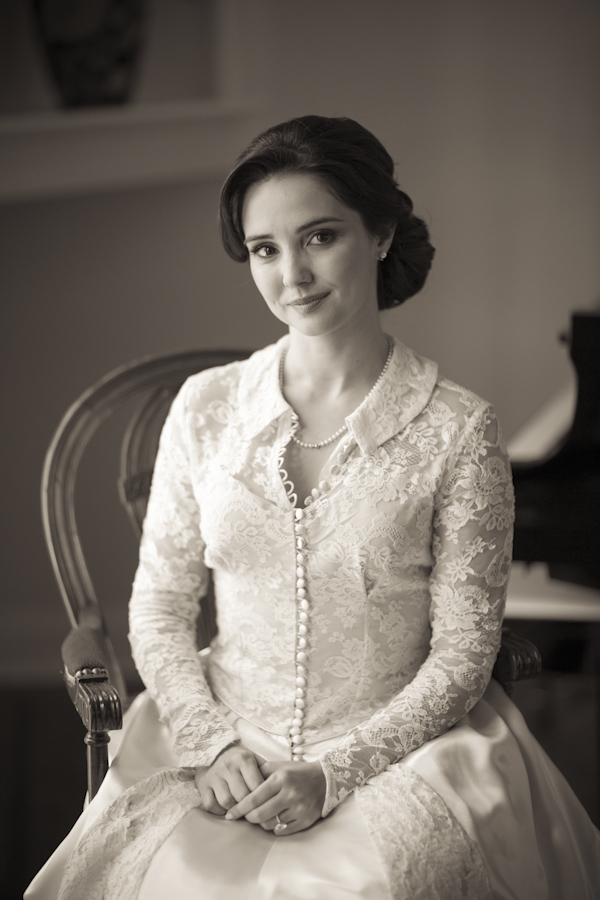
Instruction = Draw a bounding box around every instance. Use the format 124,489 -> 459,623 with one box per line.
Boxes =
0,100 -> 261,203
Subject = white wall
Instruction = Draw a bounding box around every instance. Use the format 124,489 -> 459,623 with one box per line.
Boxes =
1,0 -> 599,682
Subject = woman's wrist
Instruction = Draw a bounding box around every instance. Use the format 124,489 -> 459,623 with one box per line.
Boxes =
212,741 -> 241,762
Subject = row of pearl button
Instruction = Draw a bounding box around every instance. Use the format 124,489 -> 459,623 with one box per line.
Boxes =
289,479 -> 331,760
287,442 -> 354,760
291,505 -> 309,760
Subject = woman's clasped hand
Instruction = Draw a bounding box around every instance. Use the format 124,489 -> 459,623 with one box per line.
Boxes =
195,745 -> 327,835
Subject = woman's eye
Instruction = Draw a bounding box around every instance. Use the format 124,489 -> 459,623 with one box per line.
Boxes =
251,245 -> 277,259
309,231 -> 334,246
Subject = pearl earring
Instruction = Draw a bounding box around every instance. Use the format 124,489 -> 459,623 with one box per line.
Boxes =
380,251 -> 387,261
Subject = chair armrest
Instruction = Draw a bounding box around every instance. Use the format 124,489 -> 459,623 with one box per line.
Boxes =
493,626 -> 542,692
61,625 -> 123,733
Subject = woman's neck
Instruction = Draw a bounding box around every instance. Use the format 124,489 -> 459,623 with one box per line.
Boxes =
283,328 -> 390,403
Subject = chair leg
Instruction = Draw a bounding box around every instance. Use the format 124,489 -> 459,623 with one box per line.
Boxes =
84,730 -> 110,800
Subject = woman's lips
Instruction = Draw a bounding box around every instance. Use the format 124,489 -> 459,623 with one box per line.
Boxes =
287,292 -> 330,312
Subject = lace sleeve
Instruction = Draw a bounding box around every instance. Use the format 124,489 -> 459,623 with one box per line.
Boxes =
128,381 -> 240,767
318,403 -> 514,815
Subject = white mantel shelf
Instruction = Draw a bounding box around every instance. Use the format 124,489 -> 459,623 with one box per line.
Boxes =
0,100 -> 261,203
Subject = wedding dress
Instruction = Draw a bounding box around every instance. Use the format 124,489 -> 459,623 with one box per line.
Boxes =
26,336 -> 600,899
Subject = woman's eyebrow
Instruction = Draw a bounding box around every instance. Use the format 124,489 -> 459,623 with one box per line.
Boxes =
244,217 -> 344,245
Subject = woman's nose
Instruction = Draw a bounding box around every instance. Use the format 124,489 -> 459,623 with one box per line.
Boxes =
281,250 -> 312,288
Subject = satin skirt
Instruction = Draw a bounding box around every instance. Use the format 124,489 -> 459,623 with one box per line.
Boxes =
25,679 -> 600,900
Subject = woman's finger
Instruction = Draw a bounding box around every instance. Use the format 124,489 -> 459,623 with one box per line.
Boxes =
254,813 -> 299,833
242,796 -> 286,825
212,781 -> 237,811
224,770 -> 255,804
199,786 -> 227,817
259,760 -> 286,778
225,779 -> 278,820
269,817 -> 310,837
239,754 -> 265,793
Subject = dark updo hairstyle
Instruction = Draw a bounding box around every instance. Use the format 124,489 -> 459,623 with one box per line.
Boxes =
219,115 -> 435,309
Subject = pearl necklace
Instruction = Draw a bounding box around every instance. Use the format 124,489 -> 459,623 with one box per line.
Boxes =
279,337 -> 394,449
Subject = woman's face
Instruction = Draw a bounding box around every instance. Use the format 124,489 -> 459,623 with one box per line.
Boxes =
241,173 -> 388,339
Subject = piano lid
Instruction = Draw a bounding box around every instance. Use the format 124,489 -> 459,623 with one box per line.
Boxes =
508,382 -> 576,464
511,311 -> 600,590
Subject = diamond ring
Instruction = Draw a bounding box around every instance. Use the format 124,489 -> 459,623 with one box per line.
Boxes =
274,814 -> 288,836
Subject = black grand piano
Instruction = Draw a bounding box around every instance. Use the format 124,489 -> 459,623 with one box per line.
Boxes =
509,310 -> 600,822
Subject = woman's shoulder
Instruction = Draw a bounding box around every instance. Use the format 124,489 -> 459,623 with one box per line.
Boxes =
177,340 -> 283,411
426,373 -> 505,462
392,338 -> 496,433
398,343 -> 503,450
431,374 -> 493,420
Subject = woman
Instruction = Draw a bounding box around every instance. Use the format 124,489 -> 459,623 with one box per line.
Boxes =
27,116 -> 600,900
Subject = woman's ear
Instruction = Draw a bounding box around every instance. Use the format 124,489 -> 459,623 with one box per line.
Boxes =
376,225 -> 396,258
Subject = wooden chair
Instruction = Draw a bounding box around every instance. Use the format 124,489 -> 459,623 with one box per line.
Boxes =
41,349 -> 542,800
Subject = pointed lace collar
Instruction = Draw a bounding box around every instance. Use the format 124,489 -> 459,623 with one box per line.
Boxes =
237,335 -> 439,453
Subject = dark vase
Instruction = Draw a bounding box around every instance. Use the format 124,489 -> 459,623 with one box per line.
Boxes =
31,0 -> 146,108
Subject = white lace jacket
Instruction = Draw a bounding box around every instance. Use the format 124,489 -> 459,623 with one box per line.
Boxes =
129,336 -> 514,816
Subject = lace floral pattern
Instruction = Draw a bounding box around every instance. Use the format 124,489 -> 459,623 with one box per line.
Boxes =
355,765 -> 491,899
58,769 -> 198,900
128,336 -> 514,814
